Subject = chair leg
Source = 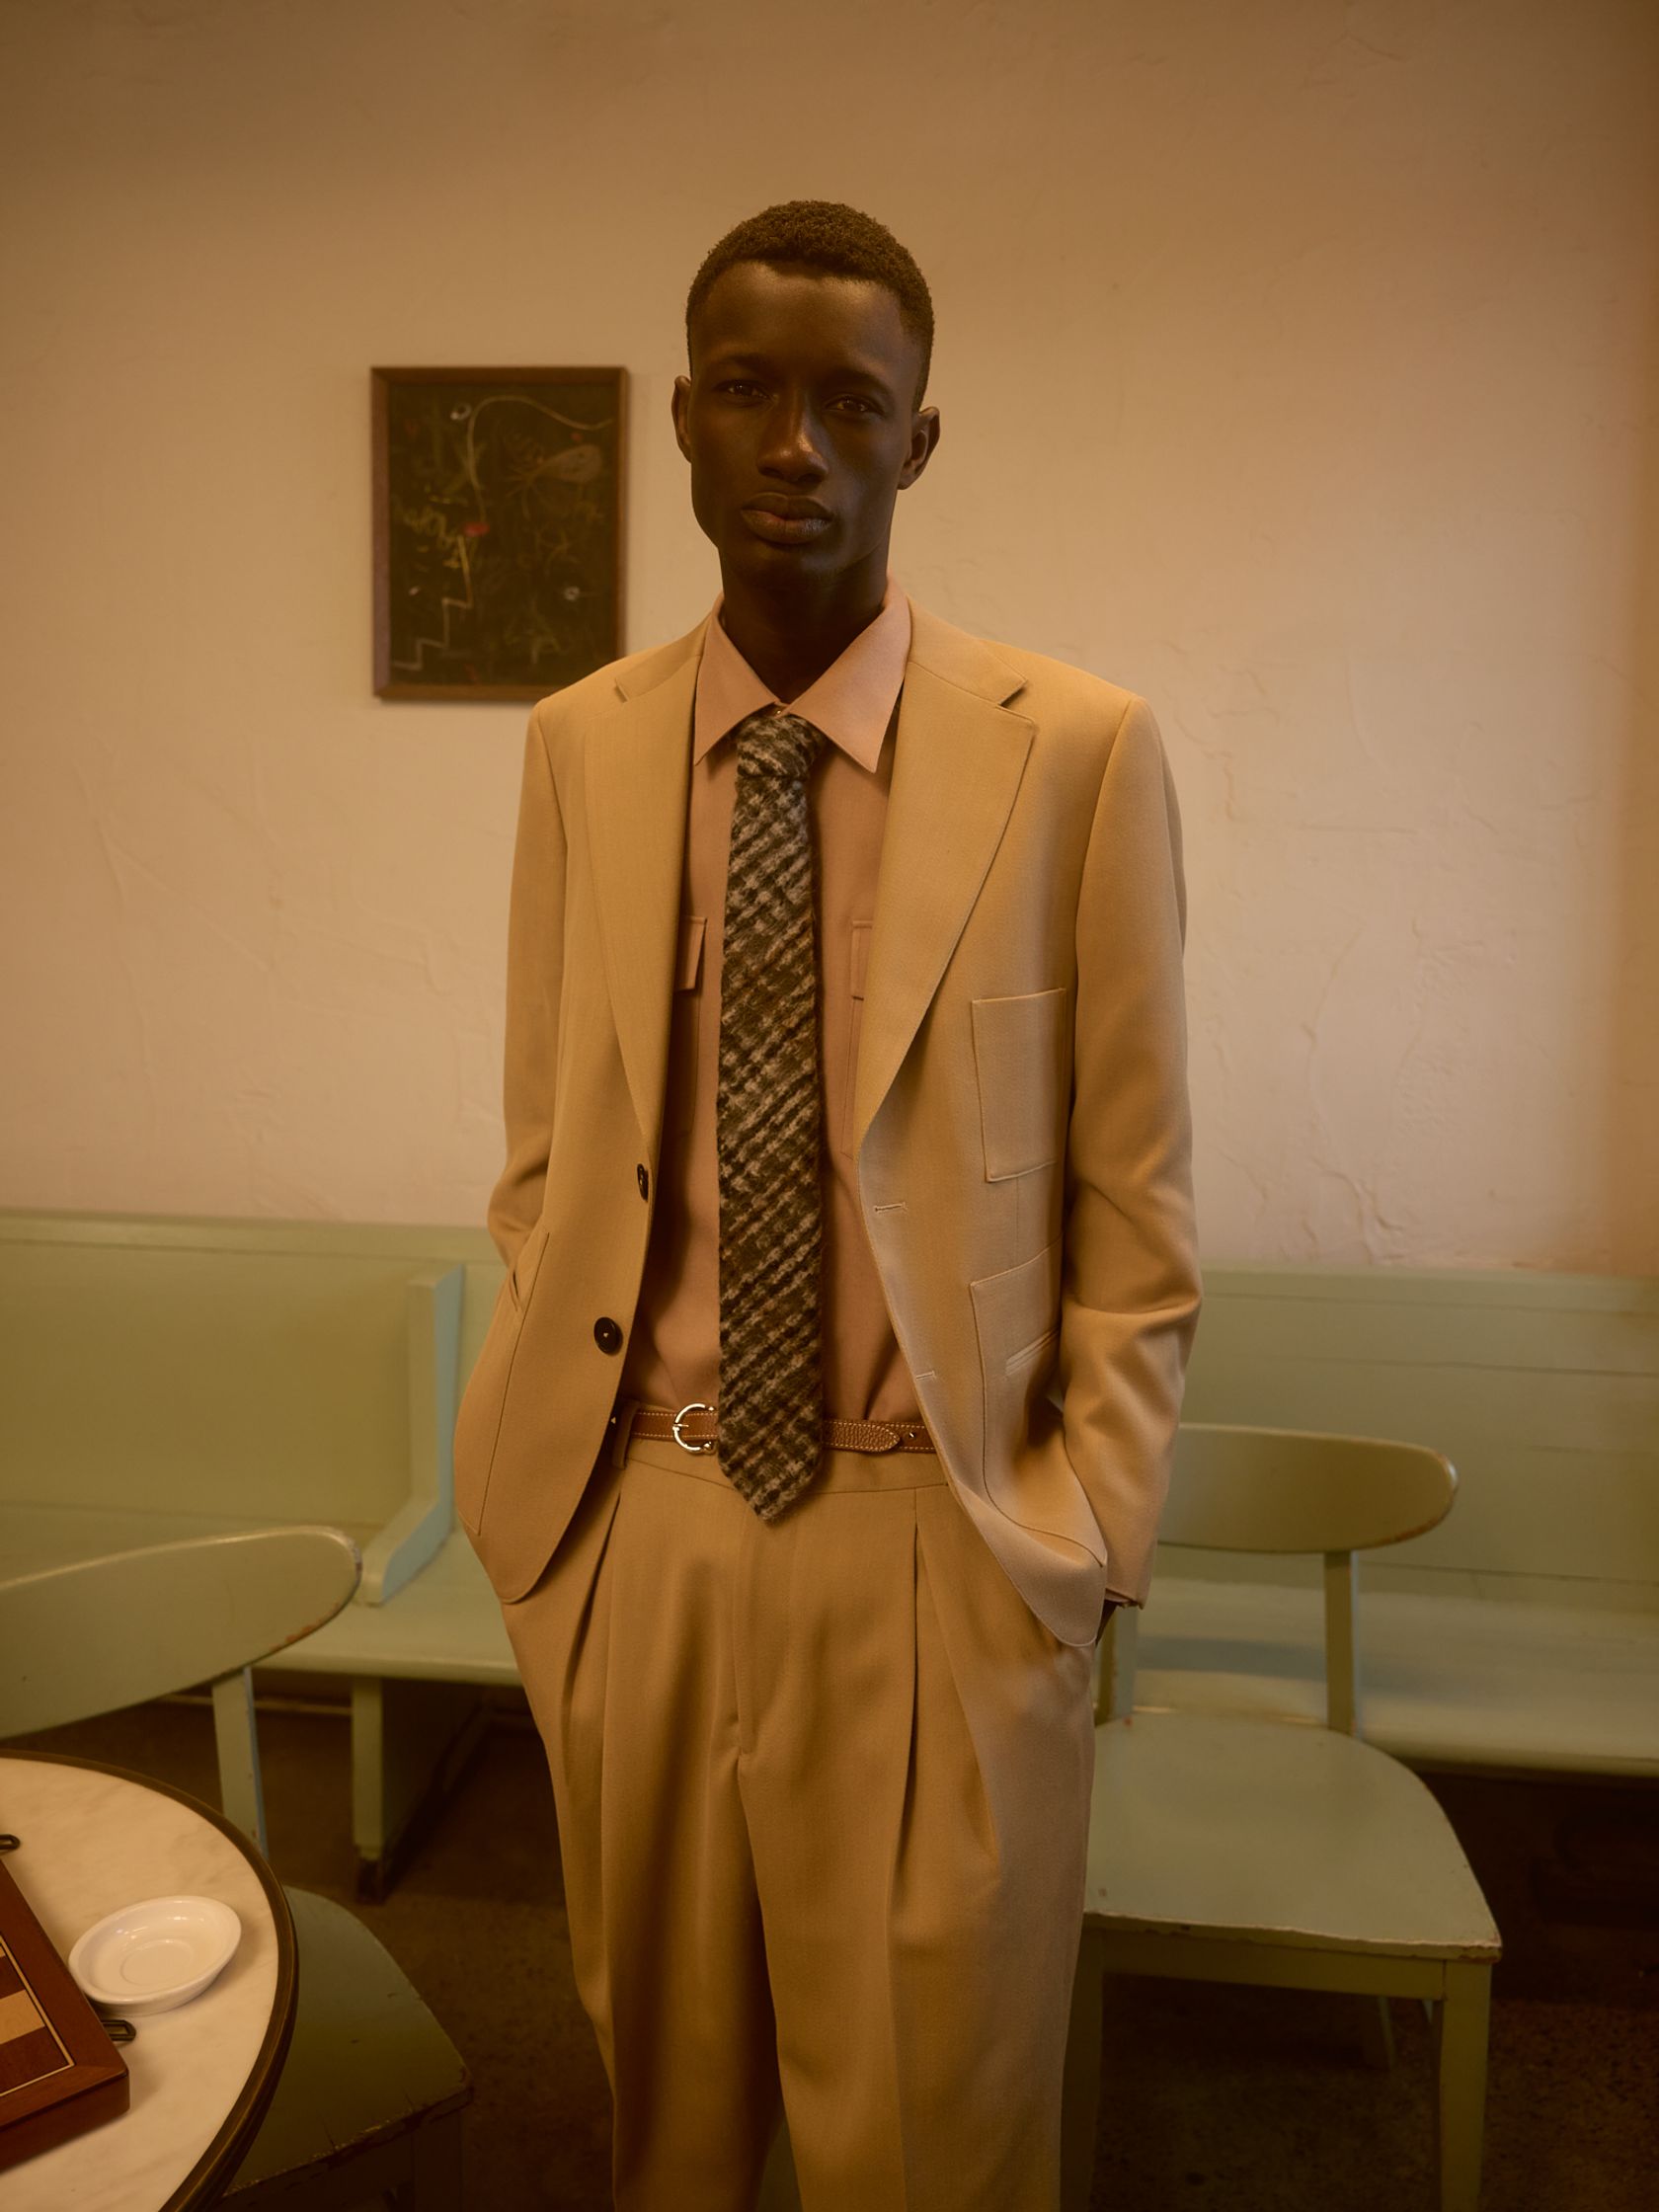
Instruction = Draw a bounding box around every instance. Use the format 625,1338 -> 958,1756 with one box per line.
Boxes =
352,1678 -> 487,1899
398,2106 -> 462,2207
1061,1928 -> 1104,2212
1434,1960 -> 1491,2212
1357,1993 -> 1396,2070
211,1668 -> 269,1855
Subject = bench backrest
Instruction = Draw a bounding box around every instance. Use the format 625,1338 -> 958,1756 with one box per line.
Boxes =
11,1220 -> 1651,1604
1182,1265 -> 1659,1598
0,1213 -> 484,1532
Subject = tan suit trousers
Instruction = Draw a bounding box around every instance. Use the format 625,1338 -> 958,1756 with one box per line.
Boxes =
502,1431 -> 1096,2211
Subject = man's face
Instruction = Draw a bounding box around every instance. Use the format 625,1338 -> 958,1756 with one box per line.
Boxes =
672,262 -> 939,594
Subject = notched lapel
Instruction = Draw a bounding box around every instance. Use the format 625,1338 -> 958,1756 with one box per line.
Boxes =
585,640 -> 700,1153
851,639 -> 1033,1155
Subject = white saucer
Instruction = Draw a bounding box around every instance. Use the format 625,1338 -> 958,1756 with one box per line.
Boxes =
69,1893 -> 242,2014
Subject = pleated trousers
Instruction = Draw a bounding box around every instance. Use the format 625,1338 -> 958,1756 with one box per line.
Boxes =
501,1430 -> 1096,2212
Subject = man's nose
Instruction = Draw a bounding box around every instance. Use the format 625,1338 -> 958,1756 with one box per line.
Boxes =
757,393 -> 827,482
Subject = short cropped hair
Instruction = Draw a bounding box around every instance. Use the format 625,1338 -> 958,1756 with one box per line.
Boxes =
685,199 -> 934,406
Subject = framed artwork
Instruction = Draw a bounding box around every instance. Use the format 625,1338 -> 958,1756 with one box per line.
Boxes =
372,365 -> 626,700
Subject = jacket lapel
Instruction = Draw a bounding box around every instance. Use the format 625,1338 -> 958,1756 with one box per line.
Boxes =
585,625 -> 703,1152
850,606 -> 1033,1155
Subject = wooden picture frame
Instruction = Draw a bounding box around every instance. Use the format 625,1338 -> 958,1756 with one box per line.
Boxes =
372,365 -> 626,700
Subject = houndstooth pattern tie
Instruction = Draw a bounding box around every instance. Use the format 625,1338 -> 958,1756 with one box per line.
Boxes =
716,705 -> 828,1519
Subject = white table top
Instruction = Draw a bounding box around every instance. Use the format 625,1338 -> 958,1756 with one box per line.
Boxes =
0,1755 -> 290,2212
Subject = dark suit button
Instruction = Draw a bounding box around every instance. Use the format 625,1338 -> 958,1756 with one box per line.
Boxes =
637,1164 -> 650,1201
593,1316 -> 622,1355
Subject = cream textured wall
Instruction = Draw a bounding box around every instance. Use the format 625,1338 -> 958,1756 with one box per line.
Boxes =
1,0 -> 1654,1268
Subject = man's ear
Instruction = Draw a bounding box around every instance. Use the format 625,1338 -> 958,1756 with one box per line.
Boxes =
899,405 -> 941,491
671,375 -> 693,463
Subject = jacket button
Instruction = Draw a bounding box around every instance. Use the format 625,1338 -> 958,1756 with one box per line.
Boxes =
637,1164 -> 650,1201
593,1316 -> 623,1355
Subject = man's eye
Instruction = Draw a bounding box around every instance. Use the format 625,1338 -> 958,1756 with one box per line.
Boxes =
718,380 -> 763,399
834,396 -> 879,415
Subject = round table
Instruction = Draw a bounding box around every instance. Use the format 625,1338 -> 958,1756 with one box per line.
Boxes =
0,1753 -> 295,2211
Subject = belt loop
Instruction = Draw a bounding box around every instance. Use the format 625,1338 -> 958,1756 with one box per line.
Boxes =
609,1397 -> 641,1469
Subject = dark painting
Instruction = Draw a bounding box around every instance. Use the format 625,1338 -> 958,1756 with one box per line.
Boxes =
373,366 -> 626,699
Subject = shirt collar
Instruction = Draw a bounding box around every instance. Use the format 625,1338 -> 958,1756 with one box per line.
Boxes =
692,576 -> 911,771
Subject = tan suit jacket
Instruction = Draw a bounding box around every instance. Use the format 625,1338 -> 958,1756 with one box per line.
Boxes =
455,599 -> 1201,1647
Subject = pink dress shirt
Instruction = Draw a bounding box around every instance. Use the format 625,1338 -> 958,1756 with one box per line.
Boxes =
618,581 -> 923,1426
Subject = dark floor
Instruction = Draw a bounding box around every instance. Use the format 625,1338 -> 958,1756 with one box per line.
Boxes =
14,1694 -> 1658,2211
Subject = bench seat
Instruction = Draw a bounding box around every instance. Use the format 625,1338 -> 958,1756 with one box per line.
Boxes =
1134,1572 -> 1659,1778
271,1531 -> 514,1686
278,1541 -> 1659,1777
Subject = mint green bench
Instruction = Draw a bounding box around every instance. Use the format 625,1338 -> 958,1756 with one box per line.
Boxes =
1146,1265 -> 1659,1776
0,1210 -> 501,1892
5,1214 -> 1655,1900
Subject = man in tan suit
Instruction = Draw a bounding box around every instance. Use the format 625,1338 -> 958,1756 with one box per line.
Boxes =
456,200 -> 1200,2209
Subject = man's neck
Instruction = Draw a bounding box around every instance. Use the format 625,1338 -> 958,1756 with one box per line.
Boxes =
718,562 -> 889,703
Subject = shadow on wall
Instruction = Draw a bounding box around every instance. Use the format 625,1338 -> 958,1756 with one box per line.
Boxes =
1608,272 -> 1659,1275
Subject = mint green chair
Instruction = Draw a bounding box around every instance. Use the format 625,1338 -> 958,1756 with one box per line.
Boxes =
0,1530 -> 471,2208
1066,1425 -> 1502,2212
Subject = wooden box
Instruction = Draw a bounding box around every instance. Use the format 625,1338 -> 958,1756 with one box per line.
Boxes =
0,1848 -> 128,2171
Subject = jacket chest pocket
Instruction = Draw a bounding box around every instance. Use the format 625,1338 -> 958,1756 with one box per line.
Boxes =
838,919 -> 874,1155
971,988 -> 1069,1181
667,914 -> 706,1138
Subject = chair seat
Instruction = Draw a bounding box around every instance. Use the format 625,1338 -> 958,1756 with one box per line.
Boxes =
224,1886 -> 471,2201
1085,1712 -> 1501,1960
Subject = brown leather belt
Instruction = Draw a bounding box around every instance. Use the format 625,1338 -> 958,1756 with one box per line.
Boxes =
618,1401 -> 936,1458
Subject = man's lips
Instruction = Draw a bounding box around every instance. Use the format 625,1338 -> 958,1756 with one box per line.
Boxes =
742,501 -> 831,546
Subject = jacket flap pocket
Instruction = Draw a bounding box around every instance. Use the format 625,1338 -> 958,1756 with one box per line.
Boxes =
970,1240 -> 1061,1364
507,1223 -> 551,1313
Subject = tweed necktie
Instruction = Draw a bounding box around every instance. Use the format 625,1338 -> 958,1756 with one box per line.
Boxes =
716,705 -> 828,1519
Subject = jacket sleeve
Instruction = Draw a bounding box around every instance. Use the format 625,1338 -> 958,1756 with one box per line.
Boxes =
1059,693 -> 1202,1608
486,702 -> 567,1277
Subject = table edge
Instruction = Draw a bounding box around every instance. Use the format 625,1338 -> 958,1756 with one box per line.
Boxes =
0,1750 -> 299,2212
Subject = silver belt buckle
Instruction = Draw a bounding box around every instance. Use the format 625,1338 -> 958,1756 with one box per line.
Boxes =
672,1401 -> 717,1456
